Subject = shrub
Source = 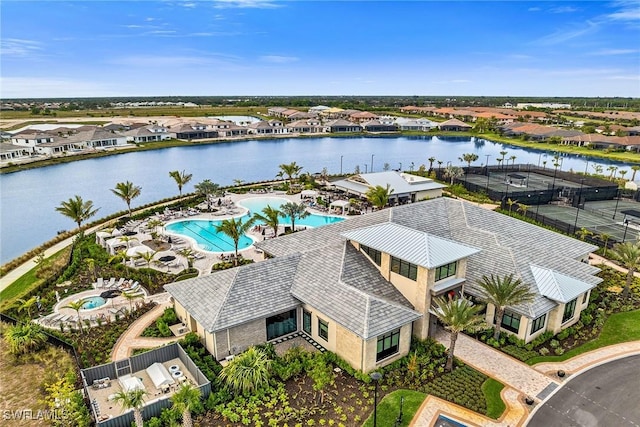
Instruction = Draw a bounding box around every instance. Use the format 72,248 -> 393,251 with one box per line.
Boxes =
539,347 -> 550,356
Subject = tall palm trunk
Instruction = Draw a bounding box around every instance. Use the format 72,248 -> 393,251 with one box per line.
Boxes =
446,331 -> 458,372
182,409 -> 193,427
624,268 -> 634,299
134,408 -> 144,427
493,308 -> 505,340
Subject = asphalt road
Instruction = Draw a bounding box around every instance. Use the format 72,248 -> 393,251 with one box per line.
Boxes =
527,355 -> 640,427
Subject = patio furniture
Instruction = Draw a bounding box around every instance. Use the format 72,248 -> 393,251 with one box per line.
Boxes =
107,278 -> 116,288
115,278 -> 125,289
96,278 -> 104,288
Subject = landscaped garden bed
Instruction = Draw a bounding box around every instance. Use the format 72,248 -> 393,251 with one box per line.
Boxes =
142,307 -> 181,338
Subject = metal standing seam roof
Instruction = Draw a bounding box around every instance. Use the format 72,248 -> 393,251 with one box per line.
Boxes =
341,222 -> 481,269
332,171 -> 446,196
530,265 -> 596,303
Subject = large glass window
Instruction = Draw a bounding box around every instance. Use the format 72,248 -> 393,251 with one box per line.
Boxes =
303,310 -> 311,335
376,329 -> 401,361
562,299 -> 577,323
390,256 -> 417,281
361,245 -> 382,266
318,319 -> 329,341
266,309 -> 297,340
530,314 -> 547,335
435,261 -> 457,282
500,311 -> 521,333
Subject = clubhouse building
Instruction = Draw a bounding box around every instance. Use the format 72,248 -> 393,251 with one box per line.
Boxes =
164,198 -> 601,372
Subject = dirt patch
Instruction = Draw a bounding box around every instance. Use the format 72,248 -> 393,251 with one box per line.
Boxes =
142,240 -> 171,252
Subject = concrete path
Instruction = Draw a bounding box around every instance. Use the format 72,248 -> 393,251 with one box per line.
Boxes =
111,297 -> 175,360
435,328 -> 558,400
589,253 -> 640,277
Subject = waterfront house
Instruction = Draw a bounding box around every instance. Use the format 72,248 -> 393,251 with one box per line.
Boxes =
438,118 -> 473,132
164,198 -> 600,372
325,119 -> 362,133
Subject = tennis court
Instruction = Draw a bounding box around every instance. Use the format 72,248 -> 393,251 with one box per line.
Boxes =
535,202 -> 640,243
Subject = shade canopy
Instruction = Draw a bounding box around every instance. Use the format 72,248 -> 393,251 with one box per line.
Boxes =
146,362 -> 175,389
118,374 -> 145,393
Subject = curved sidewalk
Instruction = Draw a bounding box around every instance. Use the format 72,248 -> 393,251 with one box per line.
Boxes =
411,331 -> 640,426
111,296 -> 175,361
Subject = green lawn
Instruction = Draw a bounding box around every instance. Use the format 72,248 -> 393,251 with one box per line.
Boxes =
482,378 -> 506,419
361,390 -> 426,427
527,310 -> 640,365
0,248 -> 68,310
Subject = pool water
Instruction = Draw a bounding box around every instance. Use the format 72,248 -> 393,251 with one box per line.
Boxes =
435,415 -> 467,427
238,197 -> 344,228
165,197 -> 344,253
82,296 -> 106,310
166,219 -> 255,252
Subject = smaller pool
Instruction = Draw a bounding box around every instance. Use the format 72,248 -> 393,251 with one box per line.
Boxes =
82,296 -> 106,310
435,415 -> 467,427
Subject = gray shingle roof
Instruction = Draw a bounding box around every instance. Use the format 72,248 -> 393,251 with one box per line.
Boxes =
342,223 -> 480,268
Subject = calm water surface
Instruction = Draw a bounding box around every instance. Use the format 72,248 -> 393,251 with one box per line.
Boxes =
1,136 -> 634,263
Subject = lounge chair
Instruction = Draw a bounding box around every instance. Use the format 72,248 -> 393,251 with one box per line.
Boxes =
115,278 -> 125,289
107,278 -> 116,288
96,278 -> 104,288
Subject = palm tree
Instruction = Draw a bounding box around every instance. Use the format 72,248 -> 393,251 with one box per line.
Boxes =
113,388 -> 147,427
598,232 -> 612,257
631,165 -> 640,181
459,153 -> 479,168
194,179 -> 220,210
55,195 -> 100,230
3,322 -> 47,355
518,204 -> 529,217
15,296 -> 38,320
576,227 -> 593,241
443,165 -> 464,185
219,347 -> 272,395
476,274 -> 536,340
499,151 -> 508,168
607,165 -> 617,180
171,383 -> 202,427
279,202 -> 310,233
63,298 -> 90,333
278,161 -> 303,184
252,205 -> 281,238
215,217 -> 255,266
169,170 -> 193,198
146,219 -> 164,240
506,198 -> 518,215
85,257 -> 97,281
609,241 -> 640,299
177,247 -> 196,269
134,250 -> 157,284
619,170 -> 628,181
437,160 -> 443,170
365,184 -> 394,210
431,296 -> 485,372
121,291 -> 145,313
111,181 -> 142,217
509,155 -> 517,166
428,157 -> 436,171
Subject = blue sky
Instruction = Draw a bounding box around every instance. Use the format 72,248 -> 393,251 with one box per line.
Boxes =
1,1 -> 639,98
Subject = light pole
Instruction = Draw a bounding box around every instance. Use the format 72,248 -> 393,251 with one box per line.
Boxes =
370,372 -> 382,427
399,162 -> 402,171
623,219 -> 630,242
573,179 -> 585,233
371,154 -> 375,173
485,154 -> 491,189
340,155 -> 343,175
364,163 -> 368,174
535,192 -> 544,221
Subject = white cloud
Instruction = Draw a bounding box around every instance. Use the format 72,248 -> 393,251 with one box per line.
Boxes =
589,48 -> 639,55
533,20 -> 599,45
109,52 -> 241,68
0,77 -> 120,98
0,38 -> 42,57
605,74 -> 640,81
606,7 -> 640,21
213,0 -> 282,9
260,55 -> 299,63
549,6 -> 579,14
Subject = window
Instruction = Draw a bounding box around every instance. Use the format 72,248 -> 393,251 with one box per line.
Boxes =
361,245 -> 382,266
390,256 -> 417,281
435,261 -> 457,282
500,311 -> 521,333
376,329 -> 401,361
318,319 -> 329,341
530,314 -> 547,335
562,299 -> 577,323
266,309 -> 297,341
303,310 -> 311,335
582,292 -> 589,304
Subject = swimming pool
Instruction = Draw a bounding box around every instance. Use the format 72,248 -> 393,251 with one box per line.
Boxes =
165,197 -> 344,253
238,197 -> 344,228
435,415 -> 467,427
82,296 -> 106,310
165,219 -> 255,252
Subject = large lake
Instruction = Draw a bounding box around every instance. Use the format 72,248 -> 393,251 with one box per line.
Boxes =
0,135 -> 635,263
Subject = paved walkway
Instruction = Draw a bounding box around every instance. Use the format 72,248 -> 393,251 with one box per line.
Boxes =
435,328 -> 558,399
111,295 -> 175,360
589,253 -> 640,277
